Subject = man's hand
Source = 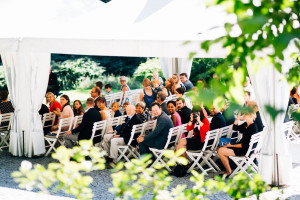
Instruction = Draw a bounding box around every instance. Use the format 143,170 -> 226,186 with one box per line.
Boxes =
137,135 -> 144,143
65,131 -> 72,136
113,135 -> 120,138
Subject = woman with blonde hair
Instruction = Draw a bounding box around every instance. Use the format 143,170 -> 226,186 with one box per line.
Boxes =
172,73 -> 186,90
46,92 -> 62,125
140,78 -> 156,109
163,78 -> 176,97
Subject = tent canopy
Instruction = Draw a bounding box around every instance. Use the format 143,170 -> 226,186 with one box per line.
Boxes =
0,0 -> 233,57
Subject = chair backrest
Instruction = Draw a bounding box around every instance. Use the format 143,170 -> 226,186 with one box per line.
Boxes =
201,128 -> 220,151
143,120 -> 157,134
218,125 -> 233,139
120,115 -> 128,124
42,112 -> 56,128
109,109 -> 114,118
0,112 -> 13,130
105,94 -> 114,108
73,115 -> 83,129
283,121 -> 294,139
91,120 -> 107,141
56,117 -> 74,138
166,94 -> 177,102
110,116 -> 122,127
112,92 -> 123,105
164,126 -> 182,150
129,93 -> 141,107
245,131 -> 262,157
127,123 -> 146,145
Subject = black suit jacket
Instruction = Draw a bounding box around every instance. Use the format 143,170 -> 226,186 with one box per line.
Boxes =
72,107 -> 102,141
119,113 -> 143,145
177,106 -> 192,124
210,112 -> 226,130
94,96 -> 100,111
161,102 -> 170,115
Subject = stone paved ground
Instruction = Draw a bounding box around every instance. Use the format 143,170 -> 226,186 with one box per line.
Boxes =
0,149 -> 299,200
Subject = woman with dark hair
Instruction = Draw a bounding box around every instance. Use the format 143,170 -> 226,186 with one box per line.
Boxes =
163,78 -> 176,97
73,100 -> 85,116
167,101 -> 182,127
176,105 -> 210,158
52,94 -> 74,130
0,90 -> 14,114
135,102 -> 151,123
97,97 -> 113,132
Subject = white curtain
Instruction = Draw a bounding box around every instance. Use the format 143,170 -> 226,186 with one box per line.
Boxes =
159,57 -> 193,79
1,52 -> 50,157
247,39 -> 299,185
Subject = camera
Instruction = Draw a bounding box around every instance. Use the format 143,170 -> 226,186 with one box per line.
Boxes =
192,113 -> 198,120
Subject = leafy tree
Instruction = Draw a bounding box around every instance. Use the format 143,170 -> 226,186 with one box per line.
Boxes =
133,58 -> 164,82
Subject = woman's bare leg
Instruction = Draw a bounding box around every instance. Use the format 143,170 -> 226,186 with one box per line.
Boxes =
176,138 -> 187,158
217,147 -> 235,174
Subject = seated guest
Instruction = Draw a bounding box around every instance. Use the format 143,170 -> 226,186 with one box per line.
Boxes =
150,71 -> 164,86
210,105 -> 226,130
176,106 -> 210,157
73,100 -> 85,116
64,98 -> 102,148
52,95 -> 74,131
137,103 -> 173,155
122,102 -> 130,115
291,87 -> 299,104
162,78 -> 176,97
246,101 -> 264,132
111,102 -> 122,117
221,102 -> 235,126
136,102 -> 151,123
91,86 -> 101,111
167,101 -> 182,127
172,73 -> 186,90
140,78 -> 156,109
243,91 -> 251,107
120,76 -> 130,94
217,110 -> 258,176
96,81 -> 105,95
39,103 -> 49,116
46,92 -> 62,125
0,90 -> 14,114
180,73 -> 194,91
152,79 -> 162,99
102,105 -> 142,164
96,97 -> 113,133
176,98 -> 192,124
105,84 -> 113,95
175,87 -> 192,109
156,91 -> 170,115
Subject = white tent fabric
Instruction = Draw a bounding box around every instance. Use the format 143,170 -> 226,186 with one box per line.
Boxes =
247,39 -> 299,185
159,58 -> 193,79
1,53 -> 50,157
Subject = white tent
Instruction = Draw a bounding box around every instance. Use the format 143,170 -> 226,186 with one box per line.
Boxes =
0,0 -> 295,186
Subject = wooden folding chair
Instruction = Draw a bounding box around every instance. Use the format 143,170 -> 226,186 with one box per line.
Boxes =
42,112 -> 56,130
143,120 -> 157,135
73,115 -> 83,129
186,128 -> 220,174
149,126 -> 182,171
90,120 -> 107,145
116,123 -> 145,162
0,112 -> 13,150
229,131 -> 263,178
44,117 -> 74,156
105,94 -> 114,108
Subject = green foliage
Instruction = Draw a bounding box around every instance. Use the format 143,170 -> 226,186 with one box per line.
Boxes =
12,140 -> 106,200
51,57 -> 105,90
0,66 -> 7,91
133,58 -> 164,82
190,58 -> 225,85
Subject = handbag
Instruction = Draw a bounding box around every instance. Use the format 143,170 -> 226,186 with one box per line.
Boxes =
219,138 -> 231,146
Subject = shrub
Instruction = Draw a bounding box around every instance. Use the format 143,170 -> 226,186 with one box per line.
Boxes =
0,66 -> 7,91
51,57 -> 105,90
133,58 -> 164,82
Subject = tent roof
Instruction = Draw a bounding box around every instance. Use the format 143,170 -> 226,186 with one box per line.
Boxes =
0,0 -> 235,57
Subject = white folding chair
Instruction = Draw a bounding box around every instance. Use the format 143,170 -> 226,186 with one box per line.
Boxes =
166,94 -> 177,102
112,92 -> 123,107
129,93 -> 141,107
120,115 -> 128,125
229,131 -> 263,178
73,115 -> 83,129
143,120 -> 157,135
116,123 -> 145,162
44,117 -> 74,156
0,113 -> 13,150
186,128 -> 220,174
149,126 -> 182,171
42,112 -> 56,130
283,121 -> 295,141
90,120 -> 107,145
106,116 -> 121,134
109,109 -> 114,118
105,94 -> 114,108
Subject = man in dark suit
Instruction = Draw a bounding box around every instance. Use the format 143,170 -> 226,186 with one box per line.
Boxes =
137,102 -> 174,155
91,86 -> 101,111
156,91 -> 170,115
64,97 -> 102,148
210,105 -> 226,130
176,98 -> 192,124
102,105 -> 142,163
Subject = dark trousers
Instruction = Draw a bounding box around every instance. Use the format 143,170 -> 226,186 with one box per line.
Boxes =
139,140 -> 157,156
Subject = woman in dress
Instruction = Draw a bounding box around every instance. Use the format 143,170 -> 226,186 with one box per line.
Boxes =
52,94 -> 74,130
140,78 -> 156,109
135,102 -> 151,123
162,78 -> 176,97
176,106 -> 210,158
217,111 -> 258,177
96,97 -> 113,133
46,92 -> 62,125
73,100 -> 85,116
172,73 -> 186,90
167,101 -> 182,127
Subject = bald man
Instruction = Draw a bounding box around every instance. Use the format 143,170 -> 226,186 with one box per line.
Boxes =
102,105 -> 143,163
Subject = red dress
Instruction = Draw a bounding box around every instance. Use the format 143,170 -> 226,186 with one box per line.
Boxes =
186,118 -> 210,150
49,101 -> 62,124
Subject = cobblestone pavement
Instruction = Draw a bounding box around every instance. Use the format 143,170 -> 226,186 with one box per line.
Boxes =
0,149 -> 299,200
